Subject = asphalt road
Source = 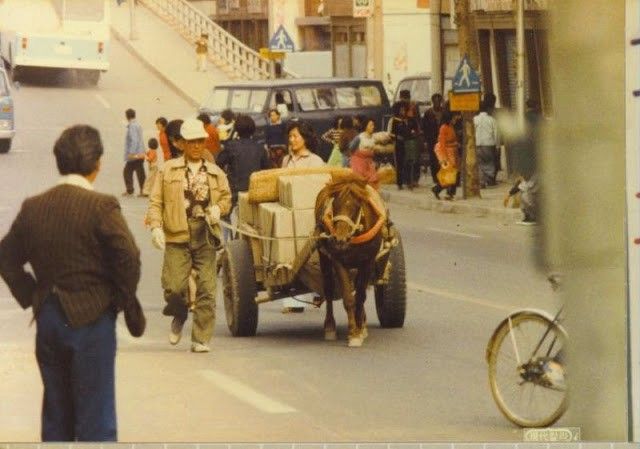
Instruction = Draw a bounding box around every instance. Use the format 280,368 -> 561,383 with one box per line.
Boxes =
0,37 -> 560,442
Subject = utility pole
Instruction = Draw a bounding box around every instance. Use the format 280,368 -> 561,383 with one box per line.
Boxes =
129,0 -> 139,41
430,0 -> 442,95
515,0 -> 525,129
453,0 -> 480,198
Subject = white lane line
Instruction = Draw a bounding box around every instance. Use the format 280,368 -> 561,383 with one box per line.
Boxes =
199,369 -> 297,414
407,281 -> 511,312
95,93 -> 111,109
8,149 -> 30,153
425,227 -> 482,239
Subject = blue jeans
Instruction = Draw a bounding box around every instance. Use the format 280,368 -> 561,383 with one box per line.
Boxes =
35,295 -> 117,441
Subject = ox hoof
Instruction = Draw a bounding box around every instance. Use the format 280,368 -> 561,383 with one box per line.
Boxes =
348,336 -> 364,347
324,330 -> 337,341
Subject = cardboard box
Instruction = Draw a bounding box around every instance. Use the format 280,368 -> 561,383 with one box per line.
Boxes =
278,173 -> 331,209
292,208 -> 317,255
258,202 -> 296,265
238,192 -> 259,226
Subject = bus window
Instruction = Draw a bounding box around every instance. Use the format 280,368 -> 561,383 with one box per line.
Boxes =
336,87 -> 358,109
359,85 -> 382,107
203,88 -> 229,111
295,89 -> 319,112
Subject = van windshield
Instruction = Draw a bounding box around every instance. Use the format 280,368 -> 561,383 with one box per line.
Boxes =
202,88 -> 229,111
230,89 -> 269,113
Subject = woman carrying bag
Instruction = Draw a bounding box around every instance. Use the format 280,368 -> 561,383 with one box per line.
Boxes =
432,110 -> 460,200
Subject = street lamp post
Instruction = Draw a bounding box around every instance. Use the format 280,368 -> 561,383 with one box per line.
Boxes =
129,0 -> 139,41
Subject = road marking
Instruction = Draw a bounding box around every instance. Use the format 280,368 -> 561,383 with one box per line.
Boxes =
7,149 -> 30,153
407,281 -> 511,312
199,369 -> 297,414
95,93 -> 111,109
425,227 -> 481,239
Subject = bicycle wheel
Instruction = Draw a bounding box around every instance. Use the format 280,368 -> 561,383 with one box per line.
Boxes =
487,312 -> 568,428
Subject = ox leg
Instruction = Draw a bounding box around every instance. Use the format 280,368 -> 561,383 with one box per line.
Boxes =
319,251 -> 337,341
335,264 -> 359,347
354,267 -> 370,341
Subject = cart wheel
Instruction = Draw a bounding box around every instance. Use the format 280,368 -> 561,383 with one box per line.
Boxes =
374,233 -> 406,328
221,239 -> 258,336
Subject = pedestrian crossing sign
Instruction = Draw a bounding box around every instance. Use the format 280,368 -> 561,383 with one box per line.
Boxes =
452,54 -> 481,93
269,25 -> 295,52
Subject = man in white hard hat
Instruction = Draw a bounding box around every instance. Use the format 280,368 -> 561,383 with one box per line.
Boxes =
147,118 -> 231,352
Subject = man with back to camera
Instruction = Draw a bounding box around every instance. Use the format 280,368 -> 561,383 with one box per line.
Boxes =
123,108 -> 146,196
0,125 -> 145,441
147,118 -> 232,353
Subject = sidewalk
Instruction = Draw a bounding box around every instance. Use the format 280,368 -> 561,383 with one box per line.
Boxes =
111,3 -> 523,222
110,1 -> 232,108
380,176 -> 524,222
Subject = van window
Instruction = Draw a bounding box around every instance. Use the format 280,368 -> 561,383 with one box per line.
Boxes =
315,88 -> 336,109
336,87 -> 358,109
230,89 -> 268,113
203,88 -> 229,111
270,90 -> 294,113
414,78 -> 431,103
295,89 -> 318,112
359,85 -> 382,106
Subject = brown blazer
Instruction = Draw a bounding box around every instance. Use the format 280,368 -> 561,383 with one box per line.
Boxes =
0,184 -> 141,328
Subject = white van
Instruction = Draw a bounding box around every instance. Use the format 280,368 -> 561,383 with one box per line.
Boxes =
393,73 -> 453,115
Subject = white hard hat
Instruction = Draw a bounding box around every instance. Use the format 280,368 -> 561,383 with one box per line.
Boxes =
181,117 -> 208,140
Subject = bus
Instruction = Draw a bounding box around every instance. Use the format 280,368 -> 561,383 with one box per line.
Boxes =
0,0 -> 110,85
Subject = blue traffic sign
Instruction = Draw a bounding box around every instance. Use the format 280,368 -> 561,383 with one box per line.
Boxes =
452,55 -> 481,93
269,25 -> 295,52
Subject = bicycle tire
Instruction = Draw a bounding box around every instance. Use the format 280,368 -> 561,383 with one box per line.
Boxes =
487,312 -> 568,428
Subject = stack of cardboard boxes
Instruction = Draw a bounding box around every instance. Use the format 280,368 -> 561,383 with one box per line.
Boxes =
238,173 -> 331,269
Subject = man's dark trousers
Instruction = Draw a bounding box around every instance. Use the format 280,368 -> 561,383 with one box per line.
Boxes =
36,295 -> 117,441
123,159 -> 146,195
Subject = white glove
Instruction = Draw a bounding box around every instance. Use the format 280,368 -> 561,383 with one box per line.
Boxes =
151,227 -> 166,250
206,205 -> 221,224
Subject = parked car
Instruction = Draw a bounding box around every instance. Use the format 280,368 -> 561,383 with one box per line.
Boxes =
199,78 -> 392,161
0,68 -> 15,153
393,73 -> 453,115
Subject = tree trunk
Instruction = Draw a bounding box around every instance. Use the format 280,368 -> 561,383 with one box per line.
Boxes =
454,0 -> 480,198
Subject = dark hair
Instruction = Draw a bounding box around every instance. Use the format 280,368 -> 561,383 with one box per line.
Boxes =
155,117 -> 168,127
148,138 -> 159,149
332,116 -> 342,129
399,89 -> 411,100
441,110 -> 454,124
125,108 -> 136,120
221,109 -> 235,123
53,125 -> 104,176
431,93 -> 443,103
483,92 -> 497,109
197,112 -> 211,125
392,101 -> 405,116
235,114 -> 256,138
166,119 -> 184,156
286,120 -> 318,152
275,92 -> 285,104
341,116 -> 354,130
268,108 -> 280,117
355,114 -> 367,132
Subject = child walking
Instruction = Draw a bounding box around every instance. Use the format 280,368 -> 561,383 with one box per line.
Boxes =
142,138 -> 159,197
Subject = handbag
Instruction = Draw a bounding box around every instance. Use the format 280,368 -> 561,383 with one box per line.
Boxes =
437,163 -> 458,187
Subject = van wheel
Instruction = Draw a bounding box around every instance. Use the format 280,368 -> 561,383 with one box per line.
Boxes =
0,139 -> 11,153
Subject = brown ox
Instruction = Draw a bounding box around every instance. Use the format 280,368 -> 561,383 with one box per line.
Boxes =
314,175 -> 386,347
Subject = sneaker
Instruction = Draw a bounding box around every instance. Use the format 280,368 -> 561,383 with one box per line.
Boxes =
191,342 -> 210,353
169,317 -> 185,345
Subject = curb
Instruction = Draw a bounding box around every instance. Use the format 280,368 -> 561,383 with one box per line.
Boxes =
110,25 -> 200,108
379,189 -> 523,222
